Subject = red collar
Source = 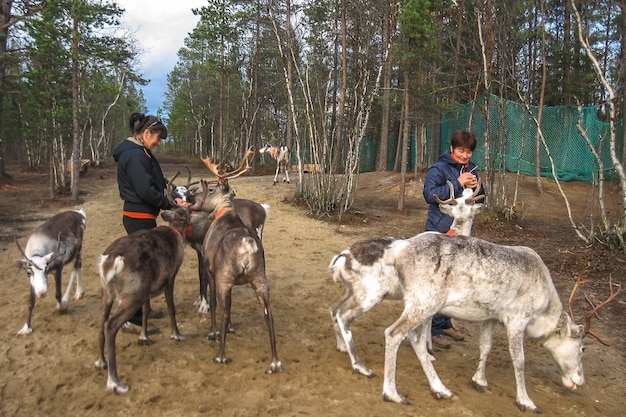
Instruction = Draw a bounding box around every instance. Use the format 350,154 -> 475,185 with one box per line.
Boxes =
445,229 -> 457,235
173,228 -> 184,241
214,206 -> 233,220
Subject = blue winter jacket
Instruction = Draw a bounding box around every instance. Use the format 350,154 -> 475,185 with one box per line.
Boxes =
423,152 -> 484,233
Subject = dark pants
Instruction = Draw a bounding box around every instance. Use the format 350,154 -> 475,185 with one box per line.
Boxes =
432,313 -> 453,336
123,215 -> 158,324
123,217 -> 157,234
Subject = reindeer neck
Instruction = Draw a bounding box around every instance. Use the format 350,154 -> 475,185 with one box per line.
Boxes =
214,206 -> 234,220
168,220 -> 189,243
209,200 -> 234,222
450,218 -> 473,236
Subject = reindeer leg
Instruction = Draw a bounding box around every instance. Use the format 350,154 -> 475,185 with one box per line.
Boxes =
137,300 -> 153,345
254,285 -> 282,374
332,292 -> 378,377
505,322 -> 540,413
103,304 -> 139,394
54,268 -> 70,312
195,251 -> 210,315
214,287 -> 232,364
206,265 -> 219,340
94,291 -> 114,370
472,319 -> 496,391
273,164 -> 280,185
17,287 -> 36,335
164,282 -> 185,341
283,162 -> 290,183
72,254 -> 85,300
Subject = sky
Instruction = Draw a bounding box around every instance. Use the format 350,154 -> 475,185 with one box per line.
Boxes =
116,1 -> 207,115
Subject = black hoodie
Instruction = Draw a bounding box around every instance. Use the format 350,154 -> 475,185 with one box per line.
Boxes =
112,138 -> 171,216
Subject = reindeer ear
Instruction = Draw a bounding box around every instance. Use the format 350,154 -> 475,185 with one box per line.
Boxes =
554,312 -> 570,336
46,251 -> 65,269
14,259 -> 28,269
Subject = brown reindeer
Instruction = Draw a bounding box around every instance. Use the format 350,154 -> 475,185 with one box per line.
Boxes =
94,207 -> 191,394
190,148 -> 282,374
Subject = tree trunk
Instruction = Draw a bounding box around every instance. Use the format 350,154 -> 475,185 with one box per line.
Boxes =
0,0 -> 13,179
71,10 -> 80,200
398,70 -> 409,211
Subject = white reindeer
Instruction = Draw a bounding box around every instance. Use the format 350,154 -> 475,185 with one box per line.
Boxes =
381,232 -> 585,413
259,142 -> 290,185
14,209 -> 86,335
329,180 -> 484,377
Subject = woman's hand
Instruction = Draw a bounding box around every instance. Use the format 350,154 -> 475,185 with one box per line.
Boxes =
458,172 -> 478,188
175,198 -> 192,208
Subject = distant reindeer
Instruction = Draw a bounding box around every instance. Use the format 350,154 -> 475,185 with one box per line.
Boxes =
259,140 -> 290,185
329,181 -> 484,377
190,148 -> 282,374
15,209 -> 86,336
381,232 -> 586,413
94,207 -> 191,394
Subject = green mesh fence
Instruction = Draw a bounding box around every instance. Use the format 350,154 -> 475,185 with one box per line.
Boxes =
308,95 -> 621,182
435,95 -> 622,183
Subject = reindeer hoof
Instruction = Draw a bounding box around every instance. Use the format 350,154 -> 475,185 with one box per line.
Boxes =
109,382 -> 129,394
94,358 -> 108,370
137,336 -> 153,346
354,366 -> 375,378
471,380 -> 490,393
214,356 -> 231,364
383,393 -> 411,406
266,360 -> 283,374
517,402 -> 542,414
171,332 -> 186,341
17,323 -> 33,336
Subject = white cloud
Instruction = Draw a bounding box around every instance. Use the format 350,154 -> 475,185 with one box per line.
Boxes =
116,0 -> 206,114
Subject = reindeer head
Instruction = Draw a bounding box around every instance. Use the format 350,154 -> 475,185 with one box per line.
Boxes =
14,237 -> 65,298
167,166 -> 199,205
434,178 -> 484,236
542,312 -> 586,390
189,148 -> 254,214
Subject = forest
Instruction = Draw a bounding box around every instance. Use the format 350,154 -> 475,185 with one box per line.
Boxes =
1,0 -> 626,245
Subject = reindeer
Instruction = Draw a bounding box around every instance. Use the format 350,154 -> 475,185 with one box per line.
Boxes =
168,166 -> 199,204
259,142 -> 290,185
166,167 -> 270,315
380,232 -> 586,413
94,207 -> 191,394
329,180 -> 484,377
14,209 -> 86,336
187,199 -> 270,315
190,148 -> 282,374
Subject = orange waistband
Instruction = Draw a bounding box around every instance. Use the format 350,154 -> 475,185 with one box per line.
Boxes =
123,210 -> 157,220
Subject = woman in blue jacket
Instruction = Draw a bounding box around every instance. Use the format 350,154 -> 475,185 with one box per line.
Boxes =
423,130 -> 485,349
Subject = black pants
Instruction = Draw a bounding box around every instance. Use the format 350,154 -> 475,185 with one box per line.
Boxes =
432,313 -> 453,336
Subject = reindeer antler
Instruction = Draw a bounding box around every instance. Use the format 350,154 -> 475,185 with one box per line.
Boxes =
466,177 -> 484,204
201,147 -> 254,183
434,181 -> 457,205
569,271 -> 622,346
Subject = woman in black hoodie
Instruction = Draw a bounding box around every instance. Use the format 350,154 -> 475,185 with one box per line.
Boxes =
112,112 -> 172,331
113,112 -> 171,233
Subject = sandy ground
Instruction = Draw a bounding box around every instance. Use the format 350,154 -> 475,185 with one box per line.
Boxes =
1,162 -> 624,417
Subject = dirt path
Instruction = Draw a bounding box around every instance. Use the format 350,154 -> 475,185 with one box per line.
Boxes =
0,163 -> 624,417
